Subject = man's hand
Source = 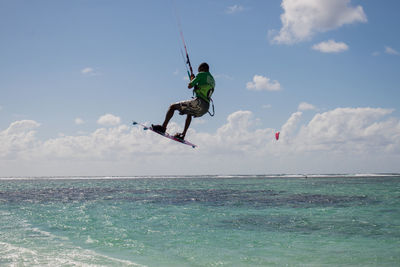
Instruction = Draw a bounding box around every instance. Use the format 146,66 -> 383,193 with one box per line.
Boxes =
190,74 -> 195,81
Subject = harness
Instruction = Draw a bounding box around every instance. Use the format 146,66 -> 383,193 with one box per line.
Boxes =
193,86 -> 215,117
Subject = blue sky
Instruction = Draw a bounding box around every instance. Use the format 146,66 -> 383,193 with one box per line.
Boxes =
1,0 -> 400,176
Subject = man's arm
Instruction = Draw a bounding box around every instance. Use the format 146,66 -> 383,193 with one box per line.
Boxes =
188,74 -> 196,89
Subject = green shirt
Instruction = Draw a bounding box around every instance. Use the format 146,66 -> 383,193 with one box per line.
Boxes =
189,71 -> 215,103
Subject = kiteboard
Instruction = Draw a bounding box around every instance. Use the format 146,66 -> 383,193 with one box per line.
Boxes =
133,121 -> 197,148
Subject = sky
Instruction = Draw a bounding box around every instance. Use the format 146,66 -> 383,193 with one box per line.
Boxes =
1,0 -> 400,176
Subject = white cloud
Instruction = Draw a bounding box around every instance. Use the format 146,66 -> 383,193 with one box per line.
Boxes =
196,111 -> 275,156
3,120 -> 40,134
293,107 -> 398,153
39,125 -> 134,160
81,67 -> 100,76
280,111 -> 303,141
226,5 -> 244,14
75,118 -> 85,125
312,40 -> 349,53
271,0 -> 367,44
81,67 -> 94,74
298,102 -> 316,111
262,104 -> 272,109
97,114 -> 121,126
385,46 -> 400,56
0,120 -> 40,159
372,46 -> 399,57
246,75 -> 282,91
1,107 -> 400,175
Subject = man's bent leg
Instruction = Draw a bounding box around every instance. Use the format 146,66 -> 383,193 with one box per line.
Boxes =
182,115 -> 192,138
162,103 -> 179,129
153,104 -> 179,133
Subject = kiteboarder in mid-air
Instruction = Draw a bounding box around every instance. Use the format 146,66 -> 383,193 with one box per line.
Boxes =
152,62 -> 215,140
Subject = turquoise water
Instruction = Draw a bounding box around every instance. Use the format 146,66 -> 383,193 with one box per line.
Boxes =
0,175 -> 399,266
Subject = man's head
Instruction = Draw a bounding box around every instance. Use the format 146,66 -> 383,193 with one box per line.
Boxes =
198,62 -> 209,72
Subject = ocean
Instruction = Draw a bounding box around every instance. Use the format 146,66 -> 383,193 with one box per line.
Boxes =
0,174 -> 399,266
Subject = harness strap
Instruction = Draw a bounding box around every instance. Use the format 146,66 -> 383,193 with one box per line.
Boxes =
207,88 -> 215,116
208,98 -> 215,117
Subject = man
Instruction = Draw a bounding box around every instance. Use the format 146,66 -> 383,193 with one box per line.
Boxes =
152,62 -> 215,140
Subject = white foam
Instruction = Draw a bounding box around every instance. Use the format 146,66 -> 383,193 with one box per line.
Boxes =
0,240 -> 146,267
0,218 -> 146,267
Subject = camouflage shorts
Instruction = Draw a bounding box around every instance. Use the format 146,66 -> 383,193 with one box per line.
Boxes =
175,97 -> 209,117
